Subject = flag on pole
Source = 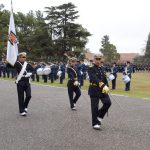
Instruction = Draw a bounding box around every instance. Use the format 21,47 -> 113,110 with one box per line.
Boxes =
6,0 -> 18,66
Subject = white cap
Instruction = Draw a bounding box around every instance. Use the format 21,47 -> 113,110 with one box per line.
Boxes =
18,52 -> 27,57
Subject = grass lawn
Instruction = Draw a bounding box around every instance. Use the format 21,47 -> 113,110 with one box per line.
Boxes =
0,72 -> 150,99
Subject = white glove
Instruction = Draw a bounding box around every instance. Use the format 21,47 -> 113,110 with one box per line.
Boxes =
102,85 -> 109,94
74,81 -> 79,86
25,72 -> 32,77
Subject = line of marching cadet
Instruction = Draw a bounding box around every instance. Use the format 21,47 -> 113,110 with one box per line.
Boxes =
1,52 -> 149,130
1,59 -> 149,91
1,60 -> 150,79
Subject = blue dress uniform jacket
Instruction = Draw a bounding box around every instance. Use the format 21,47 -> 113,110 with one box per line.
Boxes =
126,66 -> 132,78
111,66 -> 118,89
111,66 -> 118,77
59,64 -> 66,84
59,64 -> 66,77
123,66 -> 132,77
88,64 -> 108,97
76,64 -> 83,86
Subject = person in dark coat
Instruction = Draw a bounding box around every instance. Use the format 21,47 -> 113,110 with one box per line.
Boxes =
14,52 -> 34,116
58,62 -> 66,84
67,57 -> 81,110
111,62 -> 118,90
88,54 -> 111,130
123,61 -> 132,91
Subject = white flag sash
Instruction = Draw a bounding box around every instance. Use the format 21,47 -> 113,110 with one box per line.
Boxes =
16,61 -> 27,84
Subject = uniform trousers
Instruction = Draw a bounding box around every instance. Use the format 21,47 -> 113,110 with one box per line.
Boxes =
90,94 -> 111,126
17,82 -> 31,113
112,77 -> 116,89
36,73 -> 39,82
125,75 -> 131,91
67,81 -> 81,108
60,74 -> 64,84
125,81 -> 131,91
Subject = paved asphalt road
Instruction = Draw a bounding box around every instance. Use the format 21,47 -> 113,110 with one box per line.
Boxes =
0,79 -> 150,150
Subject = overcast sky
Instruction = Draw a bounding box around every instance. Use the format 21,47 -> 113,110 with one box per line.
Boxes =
1,0 -> 150,54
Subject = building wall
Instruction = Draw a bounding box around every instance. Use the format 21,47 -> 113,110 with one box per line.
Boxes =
118,53 -> 139,63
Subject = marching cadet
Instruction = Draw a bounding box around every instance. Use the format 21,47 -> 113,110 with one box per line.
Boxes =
59,62 -> 66,84
76,60 -> 83,87
1,61 -> 6,78
88,54 -> 111,130
124,61 -> 132,91
50,63 -> 55,83
35,62 -> 41,82
111,62 -> 118,90
30,62 -> 36,81
0,61 -> 2,77
54,62 -> 59,81
67,57 -> 81,110
14,52 -> 34,116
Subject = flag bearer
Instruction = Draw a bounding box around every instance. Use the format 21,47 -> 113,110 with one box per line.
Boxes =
14,52 -> 34,116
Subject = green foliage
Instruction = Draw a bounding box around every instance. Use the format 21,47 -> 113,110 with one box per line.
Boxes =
133,55 -> 145,64
135,33 -> 150,64
100,35 -> 120,63
0,7 -> 9,60
44,2 -> 91,60
0,2 -> 91,62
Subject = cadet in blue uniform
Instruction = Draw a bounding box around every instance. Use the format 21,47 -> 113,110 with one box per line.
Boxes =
76,60 -> 83,87
67,57 -> 81,110
14,52 -> 34,116
41,63 -> 47,83
50,63 -> 55,83
0,61 -> 2,77
59,62 -> 66,84
124,61 -> 132,91
88,54 -> 111,130
1,61 -> 6,78
35,62 -> 41,82
111,62 -> 118,90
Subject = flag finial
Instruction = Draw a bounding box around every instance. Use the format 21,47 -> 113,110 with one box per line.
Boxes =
11,0 -> 13,12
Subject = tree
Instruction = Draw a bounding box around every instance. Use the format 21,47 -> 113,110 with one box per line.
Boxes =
0,5 -> 9,60
45,3 -> 91,60
15,10 -> 52,61
100,35 -> 120,63
145,33 -> 150,63
15,11 -> 35,52
133,55 -> 145,64
29,10 -> 52,61
0,2 -> 91,62
44,6 -> 60,40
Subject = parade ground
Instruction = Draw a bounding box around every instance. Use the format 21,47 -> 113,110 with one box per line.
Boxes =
0,79 -> 150,150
